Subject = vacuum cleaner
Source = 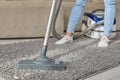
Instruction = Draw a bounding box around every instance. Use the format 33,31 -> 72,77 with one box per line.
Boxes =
17,0 -> 65,70
81,9 -> 117,39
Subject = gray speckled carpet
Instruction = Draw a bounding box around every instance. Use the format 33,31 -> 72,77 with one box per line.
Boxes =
0,34 -> 120,80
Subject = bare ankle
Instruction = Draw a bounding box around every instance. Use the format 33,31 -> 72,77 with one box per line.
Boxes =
103,35 -> 110,39
66,32 -> 73,37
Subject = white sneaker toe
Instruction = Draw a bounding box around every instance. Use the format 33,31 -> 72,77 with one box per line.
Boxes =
55,35 -> 73,45
98,36 -> 110,47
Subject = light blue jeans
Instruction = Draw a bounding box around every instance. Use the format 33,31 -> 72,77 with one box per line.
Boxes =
67,0 -> 116,36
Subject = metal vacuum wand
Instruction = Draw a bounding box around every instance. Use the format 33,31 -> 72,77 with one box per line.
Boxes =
18,0 -> 65,70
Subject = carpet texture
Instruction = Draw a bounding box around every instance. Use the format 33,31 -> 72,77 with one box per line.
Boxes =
0,34 -> 120,80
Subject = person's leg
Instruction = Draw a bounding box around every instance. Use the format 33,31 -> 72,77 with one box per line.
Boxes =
104,0 -> 116,36
98,0 -> 116,47
55,0 -> 87,45
66,0 -> 87,36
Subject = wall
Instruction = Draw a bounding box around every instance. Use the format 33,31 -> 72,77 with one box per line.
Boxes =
0,0 -> 64,38
0,0 -> 119,38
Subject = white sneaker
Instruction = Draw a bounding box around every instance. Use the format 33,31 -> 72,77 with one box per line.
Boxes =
98,36 -> 110,47
55,35 -> 73,45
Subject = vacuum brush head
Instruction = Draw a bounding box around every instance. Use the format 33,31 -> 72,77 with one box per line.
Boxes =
18,58 -> 65,70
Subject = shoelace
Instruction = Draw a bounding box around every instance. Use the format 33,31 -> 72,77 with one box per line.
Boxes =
63,35 -> 70,40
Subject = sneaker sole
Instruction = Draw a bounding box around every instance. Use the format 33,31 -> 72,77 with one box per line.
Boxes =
55,40 -> 73,45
